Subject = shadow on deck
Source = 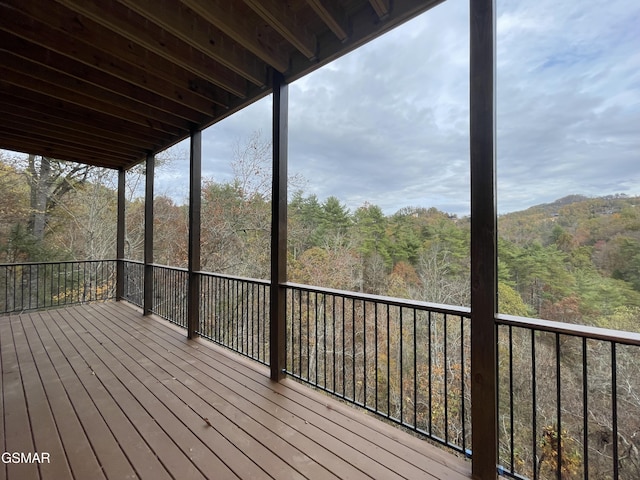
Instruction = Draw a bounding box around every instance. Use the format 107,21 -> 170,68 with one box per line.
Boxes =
1,301 -> 471,480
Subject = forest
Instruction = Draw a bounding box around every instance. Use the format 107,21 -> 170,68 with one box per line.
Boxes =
2,143 -> 639,332
1,141 -> 639,479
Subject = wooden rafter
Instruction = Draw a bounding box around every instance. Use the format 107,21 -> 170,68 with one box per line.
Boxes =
369,0 -> 390,19
116,0 -> 268,87
305,0 -> 350,41
53,0 -> 249,98
242,0 -> 317,59
179,0 -> 291,73
0,0 -> 441,170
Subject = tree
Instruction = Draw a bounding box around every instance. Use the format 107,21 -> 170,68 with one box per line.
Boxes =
25,155 -> 91,242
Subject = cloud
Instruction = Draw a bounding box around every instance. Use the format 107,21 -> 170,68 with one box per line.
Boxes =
153,0 -> 639,217
496,0 -> 640,212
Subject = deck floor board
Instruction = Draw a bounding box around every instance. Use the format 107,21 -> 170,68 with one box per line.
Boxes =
1,302 -> 472,480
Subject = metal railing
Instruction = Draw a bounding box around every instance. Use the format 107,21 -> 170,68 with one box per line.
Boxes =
198,272 -> 270,365
122,260 -> 144,307
283,282 -> 473,455
5,259 -> 639,479
151,264 -> 188,328
496,315 -> 640,480
0,260 -> 116,314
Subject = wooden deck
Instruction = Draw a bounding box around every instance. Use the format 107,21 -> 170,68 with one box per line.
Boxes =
1,301 -> 471,480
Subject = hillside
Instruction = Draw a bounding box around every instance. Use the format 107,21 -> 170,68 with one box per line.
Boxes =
497,194 -> 640,330
1,153 -> 638,332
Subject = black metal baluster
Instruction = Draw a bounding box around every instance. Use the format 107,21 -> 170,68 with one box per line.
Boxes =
611,342 -> 618,480
583,337 -> 589,480
461,315 -> 467,455
375,302 -> 379,413
413,309 -> 417,429
444,314 -> 448,444
556,333 -> 562,480
323,293 -> 327,389
510,325 -> 515,472
364,300 -> 367,407
400,307 -> 404,424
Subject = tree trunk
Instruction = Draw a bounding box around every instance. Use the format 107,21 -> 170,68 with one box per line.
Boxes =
27,154 -> 53,242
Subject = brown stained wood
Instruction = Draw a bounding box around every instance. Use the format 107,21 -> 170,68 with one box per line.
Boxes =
0,141 -> 127,170
1,303 -> 472,480
16,313 -> 107,480
116,0 -> 267,87
0,321 -> 4,480
42,311 -> 175,480
78,309 -> 336,480
144,155 -> 155,316
110,302 -> 471,479
0,127 -> 134,164
0,318 -> 39,480
1,66 -> 184,135
102,305 -> 470,480
270,71 -> 288,380
9,317 -> 76,480
60,310 -> 267,480
369,0 -> 390,19
2,113 -> 145,158
53,315 -> 236,479
96,308 -> 421,480
58,308 -> 210,480
305,0 -> 350,41
470,0 -> 498,478
0,34 -> 210,123
65,313 -> 303,480
242,0 -> 317,59
0,94 -> 164,150
179,0 -> 290,73
0,3 -> 229,112
188,131 -> 202,339
24,312 -> 138,479
52,0 -> 248,98
117,170 -> 126,301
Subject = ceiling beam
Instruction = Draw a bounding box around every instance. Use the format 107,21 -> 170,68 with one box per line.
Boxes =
116,0 -> 268,87
0,83 -> 177,147
1,112 -> 146,158
1,67 -> 186,135
369,0 -> 391,19
288,0 -> 442,83
305,0 -> 350,42
0,1 -> 230,110
242,0 -> 317,59
0,97 -> 161,151
1,129 -> 137,167
52,0 -> 249,98
179,0 -> 290,73
0,45 -> 205,126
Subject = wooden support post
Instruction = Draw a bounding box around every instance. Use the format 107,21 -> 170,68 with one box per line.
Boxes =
143,154 -> 154,316
116,167 -> 125,301
188,130 -> 202,339
270,70 -> 288,380
470,0 -> 498,479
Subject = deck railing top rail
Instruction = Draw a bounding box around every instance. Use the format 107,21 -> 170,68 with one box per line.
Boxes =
497,313 -> 640,346
0,259 -> 118,267
283,281 -> 471,316
198,270 -> 270,286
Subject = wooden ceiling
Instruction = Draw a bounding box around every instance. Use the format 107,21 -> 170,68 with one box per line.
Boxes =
0,0 -> 442,170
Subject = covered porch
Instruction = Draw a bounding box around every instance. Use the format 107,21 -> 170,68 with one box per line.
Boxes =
7,1 -> 636,479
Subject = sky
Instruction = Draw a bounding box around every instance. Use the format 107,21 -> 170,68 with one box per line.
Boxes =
15,0 -> 640,217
